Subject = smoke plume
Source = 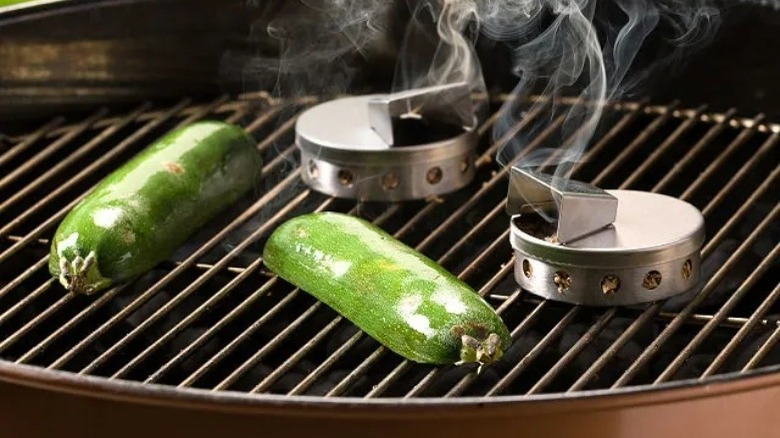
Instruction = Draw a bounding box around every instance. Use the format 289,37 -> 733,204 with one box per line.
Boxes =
237,0 -> 721,181
476,0 -> 721,179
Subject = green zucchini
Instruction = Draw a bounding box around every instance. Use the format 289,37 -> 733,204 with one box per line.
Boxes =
49,120 -> 262,295
263,212 -> 511,370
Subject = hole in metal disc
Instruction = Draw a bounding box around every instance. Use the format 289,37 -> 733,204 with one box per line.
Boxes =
460,158 -> 470,173
426,167 -> 443,185
308,160 -> 319,180
601,275 -> 620,295
682,259 -> 693,280
643,270 -> 662,290
522,259 -> 532,278
553,271 -> 571,293
338,169 -> 354,186
382,172 -> 400,190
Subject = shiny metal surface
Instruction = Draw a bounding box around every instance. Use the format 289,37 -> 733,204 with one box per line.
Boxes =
296,94 -> 477,201
510,190 -> 705,306
506,167 -> 618,243
367,82 -> 475,145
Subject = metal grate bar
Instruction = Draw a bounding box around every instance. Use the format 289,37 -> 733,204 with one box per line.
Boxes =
436,199 -> 505,266
365,99 -> 687,398
214,301 -> 325,391
571,166 -> 777,389
474,101 -> 551,168
0,95 -> 776,400
0,99 -> 192,263
325,345 -> 386,397
146,279 -> 275,384
14,99 -> 296,370
77,166 -> 307,374
619,105 -> 708,189
702,282 -> 780,377
591,101 -> 679,187
0,103 -> 151,216
251,315 -> 346,393
178,96 -> 230,126
256,112 -> 300,153
613,203 -> 780,387
527,308 -> 617,394
416,114 -> 566,253
363,248 -> 515,399
0,256 -> 48,301
247,205 -> 402,393
0,108 -> 108,192
701,133 -> 778,217
289,327 -> 364,395
655,240 -> 780,383
651,108 -> 738,193
567,305 -> 658,391
0,287 -> 74,354
444,300 -> 548,397
655,312 -> 780,329
144,200 -> 345,385
109,256 -> 266,379
743,322 -> 780,371
178,283 -> 295,387
565,99 -> 650,179
16,286 -> 125,364
0,279 -> 56,329
403,287 -> 523,398
680,113 -> 766,200
476,103 -> 508,137
169,199 -> 351,388
46,167 -> 302,370
458,230 -> 511,280
158,102 -> 506,387
0,117 -> 64,167
485,306 -> 582,396
700,162 -> 779,260
37,99 -> 248,140
190,203 -> 368,389
243,104 -> 287,134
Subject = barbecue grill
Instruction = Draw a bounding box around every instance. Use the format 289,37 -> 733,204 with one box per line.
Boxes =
1,1 -> 779,437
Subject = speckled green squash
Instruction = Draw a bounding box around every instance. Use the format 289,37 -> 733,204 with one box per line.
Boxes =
263,212 -> 511,369
49,121 -> 262,295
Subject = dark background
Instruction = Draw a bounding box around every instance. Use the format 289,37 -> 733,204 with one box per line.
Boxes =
0,0 -> 778,132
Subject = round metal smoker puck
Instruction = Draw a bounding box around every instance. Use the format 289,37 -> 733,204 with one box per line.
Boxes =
510,190 -> 705,306
296,94 -> 476,202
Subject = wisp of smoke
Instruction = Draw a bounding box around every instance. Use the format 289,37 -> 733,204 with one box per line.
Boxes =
476,0 -> 721,182
236,0 -> 397,96
237,0 -> 721,195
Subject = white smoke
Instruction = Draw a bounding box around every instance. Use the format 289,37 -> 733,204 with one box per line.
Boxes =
471,0 -> 720,179
239,0 -> 721,180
